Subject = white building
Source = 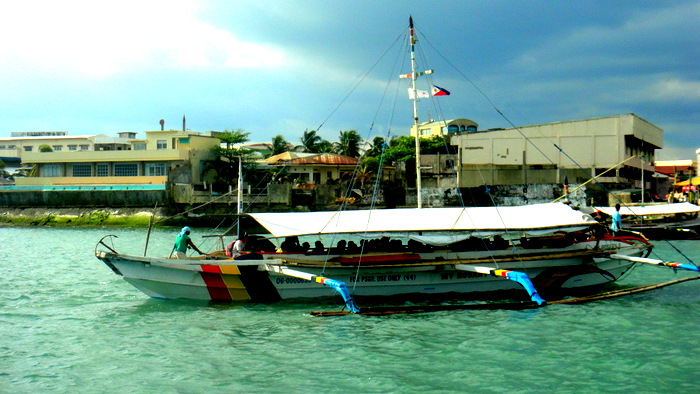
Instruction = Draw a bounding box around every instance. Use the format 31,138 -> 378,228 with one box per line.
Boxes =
450,113 -> 662,188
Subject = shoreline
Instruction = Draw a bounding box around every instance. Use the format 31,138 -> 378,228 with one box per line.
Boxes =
0,207 -> 171,227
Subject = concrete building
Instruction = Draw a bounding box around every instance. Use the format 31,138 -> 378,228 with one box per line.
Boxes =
16,129 -> 220,187
411,118 -> 478,137
450,113 -> 662,189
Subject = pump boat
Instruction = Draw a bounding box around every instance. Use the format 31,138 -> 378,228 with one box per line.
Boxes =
96,203 -> 659,311
95,17 -> 693,312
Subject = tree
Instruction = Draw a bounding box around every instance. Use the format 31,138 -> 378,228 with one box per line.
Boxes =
355,157 -> 380,188
316,139 -> 335,153
300,129 -> 322,153
271,135 -> 290,156
216,129 -> 250,149
202,129 -> 252,189
39,144 -> 53,152
384,135 -> 416,163
335,130 -> 362,158
364,136 -> 386,158
383,135 -> 454,163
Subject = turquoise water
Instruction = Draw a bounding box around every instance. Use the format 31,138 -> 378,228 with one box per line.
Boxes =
1,227 -> 699,392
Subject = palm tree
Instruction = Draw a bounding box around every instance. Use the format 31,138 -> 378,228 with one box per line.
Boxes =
271,135 -> 290,155
300,129 -> 322,153
364,136 -> 386,158
335,130 -> 363,158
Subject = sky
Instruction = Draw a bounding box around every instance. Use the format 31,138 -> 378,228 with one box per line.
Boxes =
0,0 -> 698,160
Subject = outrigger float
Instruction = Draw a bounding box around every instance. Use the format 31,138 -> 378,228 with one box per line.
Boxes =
95,17 -> 699,315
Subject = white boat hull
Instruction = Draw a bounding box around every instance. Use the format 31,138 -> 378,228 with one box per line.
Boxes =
96,238 -> 649,303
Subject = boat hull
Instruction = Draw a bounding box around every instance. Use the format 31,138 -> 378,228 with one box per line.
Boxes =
96,239 -> 648,303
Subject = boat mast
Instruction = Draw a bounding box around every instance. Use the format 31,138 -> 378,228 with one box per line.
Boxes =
401,16 -> 432,208
237,157 -> 243,239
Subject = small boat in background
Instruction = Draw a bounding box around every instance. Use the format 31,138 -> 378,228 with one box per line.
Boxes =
592,202 -> 700,240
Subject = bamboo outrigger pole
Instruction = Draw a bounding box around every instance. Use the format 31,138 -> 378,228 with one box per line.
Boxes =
551,155 -> 637,203
610,254 -> 699,273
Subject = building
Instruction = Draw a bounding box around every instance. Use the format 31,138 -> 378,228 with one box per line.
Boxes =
411,118 -> 478,137
262,152 -> 359,185
16,129 -> 220,188
450,113 -> 662,189
654,159 -> 696,181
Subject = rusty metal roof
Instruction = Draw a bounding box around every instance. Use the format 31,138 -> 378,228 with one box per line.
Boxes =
264,152 -> 358,165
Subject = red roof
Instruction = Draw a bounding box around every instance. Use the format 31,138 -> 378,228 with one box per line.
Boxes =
265,152 -> 358,165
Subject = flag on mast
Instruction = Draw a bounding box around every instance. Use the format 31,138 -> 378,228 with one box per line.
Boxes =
432,85 -> 450,96
408,88 -> 429,99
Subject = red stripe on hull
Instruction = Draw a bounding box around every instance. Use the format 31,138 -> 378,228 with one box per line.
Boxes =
200,272 -> 233,301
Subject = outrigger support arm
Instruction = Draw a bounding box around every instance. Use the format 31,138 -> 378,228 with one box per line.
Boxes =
455,265 -> 547,306
265,265 -> 360,313
610,254 -> 699,273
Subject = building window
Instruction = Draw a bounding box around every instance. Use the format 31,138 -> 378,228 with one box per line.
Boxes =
156,140 -> 167,150
8,145 -> 15,149
445,159 -> 454,169
24,146 -> 33,152
68,145 -> 77,151
79,144 -> 89,151
43,164 -> 61,177
133,143 -> 146,150
145,162 -> 167,176
96,163 -> 109,177
72,164 -> 92,177
114,163 -> 138,176
52,145 -> 62,151
0,145 -> 5,149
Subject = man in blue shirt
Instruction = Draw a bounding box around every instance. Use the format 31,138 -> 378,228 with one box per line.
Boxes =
611,204 -> 622,235
171,226 -> 205,259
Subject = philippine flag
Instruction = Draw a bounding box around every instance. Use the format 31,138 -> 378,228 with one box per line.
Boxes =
432,85 -> 450,96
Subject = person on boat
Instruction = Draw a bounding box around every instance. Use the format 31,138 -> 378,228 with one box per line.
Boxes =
611,204 -> 622,235
171,226 -> 204,259
312,241 -> 325,253
226,234 -> 248,257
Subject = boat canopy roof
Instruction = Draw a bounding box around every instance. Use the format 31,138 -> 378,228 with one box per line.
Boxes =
246,203 -> 597,238
596,202 -> 700,217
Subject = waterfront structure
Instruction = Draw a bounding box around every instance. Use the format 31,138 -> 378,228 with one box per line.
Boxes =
410,118 -> 478,138
15,129 -> 220,188
450,113 -> 662,188
0,132 -> 133,173
655,160 -> 696,182
262,152 -> 360,186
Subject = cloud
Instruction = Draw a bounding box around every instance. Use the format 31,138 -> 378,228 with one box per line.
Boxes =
645,78 -> 700,102
0,0 -> 284,77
